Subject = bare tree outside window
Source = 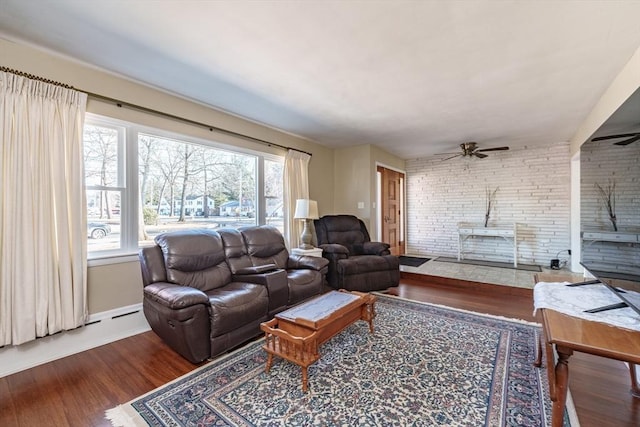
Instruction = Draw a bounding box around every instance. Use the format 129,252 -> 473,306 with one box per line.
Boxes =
265,159 -> 284,225
84,123 -> 123,253
84,125 -> 119,220
135,134 -> 260,246
84,116 -> 283,255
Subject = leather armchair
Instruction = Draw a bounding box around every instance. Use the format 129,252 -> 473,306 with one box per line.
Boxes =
314,215 -> 400,292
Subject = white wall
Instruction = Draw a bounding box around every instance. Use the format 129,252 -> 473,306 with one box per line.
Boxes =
332,144 -> 405,239
580,139 -> 640,274
406,142 -> 571,266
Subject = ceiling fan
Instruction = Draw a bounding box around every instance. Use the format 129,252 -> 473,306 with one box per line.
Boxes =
439,142 -> 510,161
590,132 -> 640,146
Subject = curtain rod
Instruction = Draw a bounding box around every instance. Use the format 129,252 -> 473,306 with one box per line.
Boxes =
1,65 -> 75,89
1,66 -> 312,157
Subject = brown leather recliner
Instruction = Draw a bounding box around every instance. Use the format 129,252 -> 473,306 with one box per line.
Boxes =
139,226 -> 329,364
314,215 -> 400,292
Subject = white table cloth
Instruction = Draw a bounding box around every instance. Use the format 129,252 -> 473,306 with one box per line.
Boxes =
534,281 -> 640,332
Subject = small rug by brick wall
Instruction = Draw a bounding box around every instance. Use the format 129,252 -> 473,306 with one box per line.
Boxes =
435,256 -> 542,272
398,255 -> 430,267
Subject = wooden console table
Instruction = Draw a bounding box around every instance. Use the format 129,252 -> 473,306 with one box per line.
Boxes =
533,273 -> 640,427
457,222 -> 517,267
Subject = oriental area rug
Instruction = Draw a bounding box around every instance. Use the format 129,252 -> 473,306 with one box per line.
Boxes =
106,295 -> 575,427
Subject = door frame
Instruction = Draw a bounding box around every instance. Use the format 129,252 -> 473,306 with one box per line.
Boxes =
375,163 -> 406,255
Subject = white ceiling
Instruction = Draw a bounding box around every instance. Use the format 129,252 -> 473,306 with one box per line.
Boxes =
2,0 -> 640,159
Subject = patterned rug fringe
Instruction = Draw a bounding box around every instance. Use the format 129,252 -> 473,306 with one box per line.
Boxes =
105,406 -> 143,427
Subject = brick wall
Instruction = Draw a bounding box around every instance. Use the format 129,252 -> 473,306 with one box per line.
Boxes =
580,140 -> 640,275
405,142 -> 571,266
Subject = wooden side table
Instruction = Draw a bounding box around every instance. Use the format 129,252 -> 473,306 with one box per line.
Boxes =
291,247 -> 323,257
533,273 -> 640,427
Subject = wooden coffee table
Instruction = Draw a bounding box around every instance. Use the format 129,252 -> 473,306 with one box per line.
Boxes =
260,290 -> 376,392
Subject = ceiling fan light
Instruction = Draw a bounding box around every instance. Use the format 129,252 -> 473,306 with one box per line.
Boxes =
440,142 -> 510,161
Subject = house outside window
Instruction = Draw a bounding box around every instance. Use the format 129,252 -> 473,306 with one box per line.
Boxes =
83,114 -> 284,259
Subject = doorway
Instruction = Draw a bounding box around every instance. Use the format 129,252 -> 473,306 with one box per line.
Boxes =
377,165 -> 405,255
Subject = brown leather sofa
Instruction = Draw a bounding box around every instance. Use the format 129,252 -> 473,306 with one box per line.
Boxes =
314,215 -> 400,292
139,225 -> 329,363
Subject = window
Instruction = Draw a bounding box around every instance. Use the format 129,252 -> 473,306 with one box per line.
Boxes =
84,114 -> 284,258
84,120 -> 125,254
264,158 -> 284,227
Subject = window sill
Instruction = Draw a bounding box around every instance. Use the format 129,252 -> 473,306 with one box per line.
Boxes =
88,253 -> 139,267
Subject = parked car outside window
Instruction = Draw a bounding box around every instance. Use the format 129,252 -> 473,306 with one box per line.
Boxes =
88,222 -> 111,239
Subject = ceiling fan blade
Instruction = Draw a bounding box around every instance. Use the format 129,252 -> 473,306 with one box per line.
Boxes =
441,153 -> 463,161
473,152 -> 488,159
476,146 -> 509,152
614,134 -> 640,146
591,133 -> 640,142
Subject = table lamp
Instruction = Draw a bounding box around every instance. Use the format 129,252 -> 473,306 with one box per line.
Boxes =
293,199 -> 319,249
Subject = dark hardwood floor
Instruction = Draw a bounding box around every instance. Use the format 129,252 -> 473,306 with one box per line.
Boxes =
1,274 -> 638,426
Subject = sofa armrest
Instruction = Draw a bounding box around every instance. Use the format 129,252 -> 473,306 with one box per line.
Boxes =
232,268 -> 285,286
143,282 -> 209,309
363,241 -> 391,256
318,244 -> 349,266
319,243 -> 349,256
235,264 -> 278,275
288,255 -> 329,271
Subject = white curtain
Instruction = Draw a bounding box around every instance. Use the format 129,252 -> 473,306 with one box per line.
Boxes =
283,149 -> 311,250
0,72 -> 88,346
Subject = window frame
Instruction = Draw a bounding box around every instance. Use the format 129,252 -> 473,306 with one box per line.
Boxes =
84,113 -> 284,264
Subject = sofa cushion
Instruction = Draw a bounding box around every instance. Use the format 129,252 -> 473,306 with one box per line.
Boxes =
240,225 -> 289,268
286,269 -> 323,305
218,228 -> 253,274
207,282 -> 268,336
155,229 -> 232,292
315,215 -> 369,255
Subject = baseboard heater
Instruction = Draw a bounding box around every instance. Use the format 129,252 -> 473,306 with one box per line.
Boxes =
0,304 -> 150,378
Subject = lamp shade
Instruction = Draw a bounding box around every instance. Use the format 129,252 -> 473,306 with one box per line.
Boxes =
293,199 -> 319,219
